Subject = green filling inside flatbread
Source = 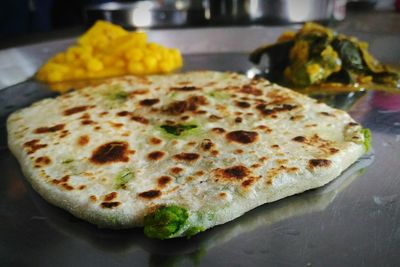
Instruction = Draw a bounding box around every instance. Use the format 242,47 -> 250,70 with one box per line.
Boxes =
144,205 -> 189,239
361,128 -> 372,152
160,123 -> 198,137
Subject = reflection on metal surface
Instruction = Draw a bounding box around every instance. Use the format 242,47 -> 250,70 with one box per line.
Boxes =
24,152 -> 373,263
371,91 -> 400,112
1,39 -> 400,265
84,1 -> 205,29
131,1 -> 154,27
205,0 -> 344,25
84,0 -> 345,28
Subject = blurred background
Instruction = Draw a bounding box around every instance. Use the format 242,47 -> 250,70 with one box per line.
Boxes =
0,0 -> 398,48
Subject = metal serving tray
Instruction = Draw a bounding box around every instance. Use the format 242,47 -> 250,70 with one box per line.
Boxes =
0,26 -> 399,266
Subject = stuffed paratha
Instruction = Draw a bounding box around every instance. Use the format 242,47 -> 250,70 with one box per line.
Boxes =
7,71 -> 369,239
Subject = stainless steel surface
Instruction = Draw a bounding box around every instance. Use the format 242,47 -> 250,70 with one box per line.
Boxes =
205,0 -> 346,24
1,20 -> 400,266
84,0 -> 206,28
85,0 -> 345,28
1,65 -> 400,266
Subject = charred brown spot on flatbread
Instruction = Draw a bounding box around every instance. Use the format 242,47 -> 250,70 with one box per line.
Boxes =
61,184 -> 74,191
305,124 -> 317,128
195,170 -> 205,176
234,117 -> 243,123
275,159 -> 288,165
140,98 -> 160,106
138,190 -> 161,199
200,139 -> 214,151
290,115 -> 304,121
79,113 -> 90,120
163,101 -> 187,115
149,137 -> 162,145
52,175 -> 69,184
320,112 -> 335,117
241,178 -> 255,188
186,141 -> 197,147
173,153 -> 200,162
218,192 -> 227,199
157,176 -> 172,188
90,141 -> 129,164
180,115 -> 190,121
186,96 -> 208,110
34,156 -> 51,168
52,175 -> 74,190
170,167 -> 184,175
117,111 -> 130,116
211,150 -> 219,156
81,119 -> 95,125
59,130 -> 69,138
104,192 -> 118,201
215,165 -> 250,181
308,159 -> 332,169
226,130 -> 258,144
208,115 -> 222,122
256,104 -> 297,117
77,135 -> 90,146
329,148 -> 340,154
240,85 -> 262,96
24,139 -> 47,154
171,86 -> 198,91
236,101 -> 251,108
63,105 -> 91,116
109,122 -> 124,128
259,156 -> 269,163
292,136 -> 306,142
163,95 -> 208,115
255,125 -> 272,133
147,151 -> 165,161
101,202 -> 121,209
34,124 -> 65,134
129,89 -> 149,96
234,149 -> 244,154
348,122 -> 359,126
131,116 -> 149,124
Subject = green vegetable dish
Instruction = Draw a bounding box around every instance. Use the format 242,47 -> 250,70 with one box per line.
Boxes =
250,22 -> 400,92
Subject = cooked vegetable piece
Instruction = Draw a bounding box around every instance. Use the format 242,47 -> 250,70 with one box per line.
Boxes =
250,22 -> 400,91
361,128 -> 372,152
332,39 -> 364,71
144,205 -> 189,239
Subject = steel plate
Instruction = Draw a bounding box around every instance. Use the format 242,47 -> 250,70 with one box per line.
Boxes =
1,28 -> 400,266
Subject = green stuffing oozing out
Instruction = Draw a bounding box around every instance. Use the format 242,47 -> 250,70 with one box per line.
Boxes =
61,159 -> 74,164
206,91 -> 230,101
144,205 -> 189,239
160,123 -> 198,137
105,85 -> 129,101
184,226 -> 205,239
115,168 -> 135,189
110,90 -> 129,101
361,128 -> 372,152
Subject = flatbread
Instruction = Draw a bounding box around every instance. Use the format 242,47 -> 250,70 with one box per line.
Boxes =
7,71 -> 367,238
